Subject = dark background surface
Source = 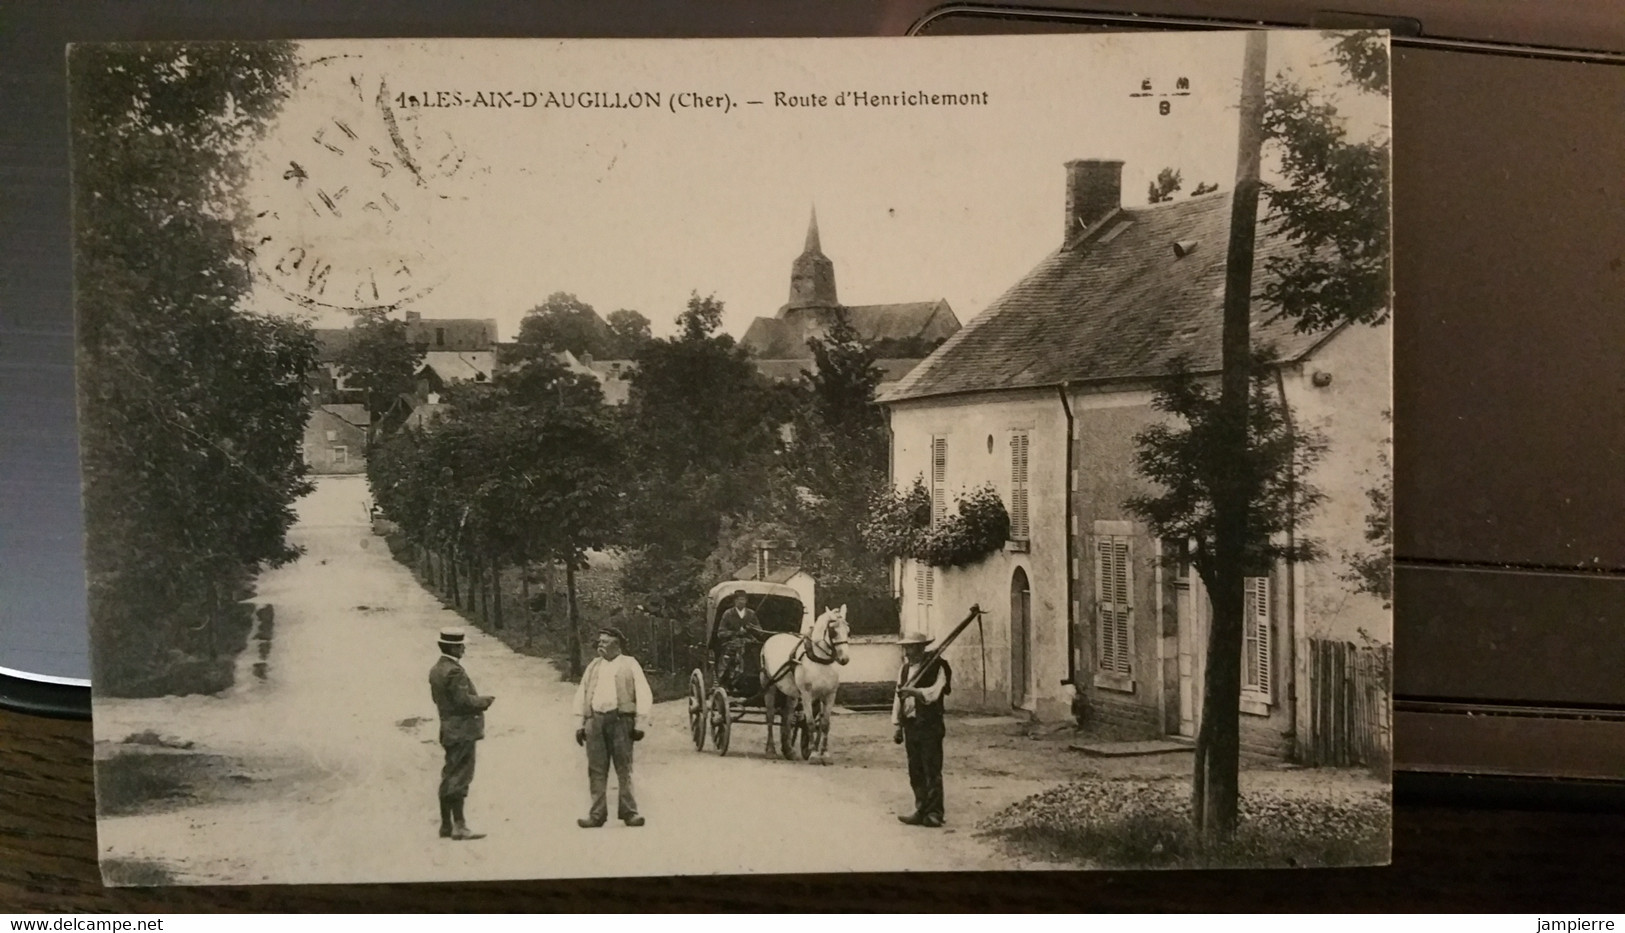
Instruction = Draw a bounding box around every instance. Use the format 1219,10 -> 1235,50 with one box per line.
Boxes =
3,0 -> 1625,910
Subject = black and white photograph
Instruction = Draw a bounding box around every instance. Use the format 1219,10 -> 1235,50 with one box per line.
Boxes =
72,31 -> 1393,885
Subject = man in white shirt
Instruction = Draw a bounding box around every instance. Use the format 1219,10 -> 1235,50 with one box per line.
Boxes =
892,629 -> 952,827
573,626 -> 653,827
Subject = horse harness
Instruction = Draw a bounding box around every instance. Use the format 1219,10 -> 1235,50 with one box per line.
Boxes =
763,617 -> 848,686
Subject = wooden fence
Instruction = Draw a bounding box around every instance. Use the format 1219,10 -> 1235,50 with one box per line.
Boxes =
610,610 -> 701,675
1303,637 -> 1392,767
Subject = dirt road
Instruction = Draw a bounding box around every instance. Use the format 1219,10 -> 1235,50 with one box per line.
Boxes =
93,476 -> 1039,885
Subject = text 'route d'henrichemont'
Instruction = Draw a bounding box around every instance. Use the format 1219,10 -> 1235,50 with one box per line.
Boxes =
391,89 -> 992,114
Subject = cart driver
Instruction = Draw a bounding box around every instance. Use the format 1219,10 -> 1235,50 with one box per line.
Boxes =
715,589 -> 769,689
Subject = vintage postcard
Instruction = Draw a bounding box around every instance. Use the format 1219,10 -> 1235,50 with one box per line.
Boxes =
72,31 -> 1393,885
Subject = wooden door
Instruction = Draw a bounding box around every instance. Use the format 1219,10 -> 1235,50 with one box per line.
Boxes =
1010,567 -> 1032,709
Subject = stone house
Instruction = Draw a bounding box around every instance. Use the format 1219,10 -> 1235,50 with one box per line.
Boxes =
878,158 -> 1390,759
302,404 -> 370,474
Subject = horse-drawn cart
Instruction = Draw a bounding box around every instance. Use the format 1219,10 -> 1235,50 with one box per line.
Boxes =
687,580 -> 818,759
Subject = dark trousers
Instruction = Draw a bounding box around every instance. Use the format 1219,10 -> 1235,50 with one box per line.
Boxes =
903,721 -> 945,820
586,711 -> 638,821
440,740 -> 477,800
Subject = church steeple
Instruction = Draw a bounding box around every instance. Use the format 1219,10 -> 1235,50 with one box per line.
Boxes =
785,206 -> 838,311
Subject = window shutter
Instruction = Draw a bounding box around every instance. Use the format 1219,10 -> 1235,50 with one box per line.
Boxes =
931,436 -> 948,526
914,562 -> 934,604
1010,432 -> 1030,540
1111,540 -> 1132,675
1244,575 -> 1272,698
1094,540 -> 1114,673
1095,537 -> 1133,676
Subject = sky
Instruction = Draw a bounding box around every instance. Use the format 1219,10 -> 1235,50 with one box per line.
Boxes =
241,32 -> 1388,343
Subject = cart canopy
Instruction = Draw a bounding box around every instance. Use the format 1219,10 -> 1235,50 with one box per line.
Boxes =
705,580 -> 805,646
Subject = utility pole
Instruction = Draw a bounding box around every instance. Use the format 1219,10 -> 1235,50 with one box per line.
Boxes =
1195,27 -> 1269,842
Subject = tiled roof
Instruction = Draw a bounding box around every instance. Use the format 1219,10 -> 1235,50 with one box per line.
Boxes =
321,403 -> 371,428
880,192 -> 1331,403
420,351 -> 494,384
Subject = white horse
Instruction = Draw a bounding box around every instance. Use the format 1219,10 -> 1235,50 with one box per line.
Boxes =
760,605 -> 850,763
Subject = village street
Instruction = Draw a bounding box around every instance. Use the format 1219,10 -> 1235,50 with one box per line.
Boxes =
92,476 -> 1086,885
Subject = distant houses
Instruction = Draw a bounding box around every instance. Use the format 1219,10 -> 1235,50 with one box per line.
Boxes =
307,312 -> 502,467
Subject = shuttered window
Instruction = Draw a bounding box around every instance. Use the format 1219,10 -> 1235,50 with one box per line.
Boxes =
914,561 -> 934,633
1009,432 -> 1030,542
930,436 -> 948,526
1094,536 -> 1133,676
1243,575 -> 1272,701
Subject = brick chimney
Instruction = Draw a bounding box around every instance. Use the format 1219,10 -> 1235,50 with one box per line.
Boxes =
1064,159 -> 1124,243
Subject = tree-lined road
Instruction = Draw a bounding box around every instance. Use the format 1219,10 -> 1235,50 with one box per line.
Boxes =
94,476 -> 1024,885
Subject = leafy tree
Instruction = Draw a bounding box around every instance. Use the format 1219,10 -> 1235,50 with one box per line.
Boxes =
676,291 -> 725,341
1341,411 -> 1393,609
1191,181 -> 1220,196
369,369 -> 624,676
605,308 -> 653,358
336,309 -> 425,422
1126,352 -> 1329,583
493,345 -> 605,411
618,292 -> 788,617
514,291 -> 611,359
781,310 -> 891,589
1148,166 -> 1184,203
1258,32 -> 1391,333
70,42 -> 312,694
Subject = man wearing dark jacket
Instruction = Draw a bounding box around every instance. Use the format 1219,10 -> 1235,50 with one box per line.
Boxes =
892,629 -> 952,827
429,627 -> 495,840
714,589 -> 768,689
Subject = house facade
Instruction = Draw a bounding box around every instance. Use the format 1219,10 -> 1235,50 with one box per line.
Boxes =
302,404 -> 370,474
880,158 -> 1391,759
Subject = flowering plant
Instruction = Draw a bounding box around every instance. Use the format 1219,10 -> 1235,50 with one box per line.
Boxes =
863,478 -> 1010,569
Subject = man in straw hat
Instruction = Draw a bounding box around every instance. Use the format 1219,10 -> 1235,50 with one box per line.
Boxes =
574,626 -> 653,827
892,628 -> 952,827
428,626 -> 495,840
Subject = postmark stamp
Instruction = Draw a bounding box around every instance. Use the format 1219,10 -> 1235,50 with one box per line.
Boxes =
248,54 -> 466,315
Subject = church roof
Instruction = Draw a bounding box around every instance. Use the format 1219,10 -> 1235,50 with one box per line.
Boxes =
741,300 -> 959,360
842,300 -> 956,342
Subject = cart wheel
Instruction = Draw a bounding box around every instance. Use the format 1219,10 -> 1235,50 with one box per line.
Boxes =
710,687 -> 732,756
687,670 -> 708,751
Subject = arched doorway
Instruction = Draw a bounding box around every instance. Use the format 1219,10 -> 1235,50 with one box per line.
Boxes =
1010,567 -> 1032,709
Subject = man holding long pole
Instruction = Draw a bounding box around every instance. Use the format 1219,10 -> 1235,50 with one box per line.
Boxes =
892,629 -> 953,828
